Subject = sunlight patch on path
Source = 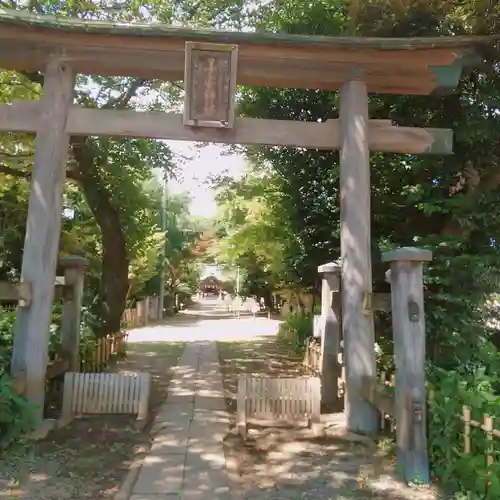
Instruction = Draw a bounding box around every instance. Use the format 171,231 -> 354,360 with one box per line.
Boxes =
127,316 -> 281,343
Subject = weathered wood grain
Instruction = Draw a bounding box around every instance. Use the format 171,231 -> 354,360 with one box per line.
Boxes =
340,80 -> 379,436
184,42 -> 238,128
60,256 -> 88,371
0,281 -> 31,304
0,10 -> 489,94
61,372 -> 151,423
0,101 -> 453,154
10,57 -> 74,425
382,247 -> 433,484
237,375 -> 321,437
317,262 -> 342,408
360,375 -> 395,417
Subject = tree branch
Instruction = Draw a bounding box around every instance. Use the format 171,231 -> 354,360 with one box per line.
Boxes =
102,78 -> 147,109
170,81 -> 184,92
0,162 -> 81,182
0,151 -> 34,160
20,71 -> 44,86
0,164 -> 30,179
0,0 -> 16,8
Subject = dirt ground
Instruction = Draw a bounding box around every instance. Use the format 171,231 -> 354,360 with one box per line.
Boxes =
217,338 -> 441,500
0,340 -> 185,500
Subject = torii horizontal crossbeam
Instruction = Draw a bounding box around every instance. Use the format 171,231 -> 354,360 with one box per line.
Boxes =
0,101 -> 452,154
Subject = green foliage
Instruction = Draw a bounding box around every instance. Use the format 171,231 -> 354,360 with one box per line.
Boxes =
0,310 -> 36,451
0,374 -> 35,451
277,311 -> 313,351
427,363 -> 500,498
0,308 -> 15,376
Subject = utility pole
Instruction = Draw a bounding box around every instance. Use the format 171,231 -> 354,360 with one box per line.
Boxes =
236,265 -> 240,295
159,174 -> 168,319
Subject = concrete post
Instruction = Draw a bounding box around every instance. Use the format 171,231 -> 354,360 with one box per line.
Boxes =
60,255 -> 89,372
382,247 -> 432,484
317,261 -> 342,409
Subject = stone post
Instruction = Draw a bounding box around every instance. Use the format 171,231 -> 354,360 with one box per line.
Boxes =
144,297 -> 150,325
60,255 -> 89,372
382,246 -> 432,484
317,262 -> 342,409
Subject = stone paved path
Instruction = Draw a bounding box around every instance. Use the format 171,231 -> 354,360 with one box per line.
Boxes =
130,340 -> 234,500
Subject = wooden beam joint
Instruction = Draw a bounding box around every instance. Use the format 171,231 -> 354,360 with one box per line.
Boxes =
362,292 -> 391,313
0,281 -> 32,307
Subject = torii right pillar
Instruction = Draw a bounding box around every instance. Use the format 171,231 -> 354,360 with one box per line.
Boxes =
339,80 -> 379,435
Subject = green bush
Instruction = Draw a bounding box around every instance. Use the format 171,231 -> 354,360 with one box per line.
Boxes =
277,311 -> 313,352
0,307 -> 61,450
427,361 -> 500,499
0,375 -> 35,450
0,308 -> 16,376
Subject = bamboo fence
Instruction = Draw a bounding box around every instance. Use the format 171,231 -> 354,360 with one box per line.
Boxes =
122,307 -> 142,329
122,296 -> 158,329
303,339 -> 321,375
461,405 -> 499,490
79,331 -> 129,373
302,342 -> 499,489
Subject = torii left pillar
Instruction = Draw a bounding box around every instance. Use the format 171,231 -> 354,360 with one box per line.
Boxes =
11,57 -> 74,425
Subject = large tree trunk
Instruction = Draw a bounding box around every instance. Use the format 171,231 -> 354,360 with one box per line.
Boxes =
72,139 -> 129,335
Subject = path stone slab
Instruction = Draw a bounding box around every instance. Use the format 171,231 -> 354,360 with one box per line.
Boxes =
133,455 -> 185,495
188,421 -> 228,443
130,495 -> 181,500
181,481 -> 232,499
166,394 -> 195,404
193,396 -> 227,411
132,339 -> 234,500
192,408 -> 230,426
150,429 -> 190,454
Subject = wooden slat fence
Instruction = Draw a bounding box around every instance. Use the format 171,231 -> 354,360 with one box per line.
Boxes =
302,338 -> 345,397
61,372 -> 150,422
79,331 -> 128,373
122,306 -> 142,329
122,296 -> 159,329
237,374 -> 321,437
0,303 -> 17,312
379,371 -> 396,432
12,331 -> 129,397
303,339 -> 321,375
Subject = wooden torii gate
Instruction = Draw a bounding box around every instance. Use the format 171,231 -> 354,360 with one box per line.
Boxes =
0,9 -> 490,427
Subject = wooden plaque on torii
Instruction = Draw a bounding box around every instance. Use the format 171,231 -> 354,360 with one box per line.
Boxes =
183,42 -> 238,129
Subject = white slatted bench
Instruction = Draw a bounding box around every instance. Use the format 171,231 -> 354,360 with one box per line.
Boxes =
237,375 -> 321,437
61,372 -> 151,424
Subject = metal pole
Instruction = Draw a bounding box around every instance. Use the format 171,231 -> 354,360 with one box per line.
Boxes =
236,265 -> 240,295
159,175 -> 168,319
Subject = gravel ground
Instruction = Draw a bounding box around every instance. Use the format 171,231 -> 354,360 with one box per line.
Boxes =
224,426 -> 440,500
217,339 -> 441,500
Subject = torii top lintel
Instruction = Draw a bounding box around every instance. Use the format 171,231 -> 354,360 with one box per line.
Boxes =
0,9 -> 494,95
